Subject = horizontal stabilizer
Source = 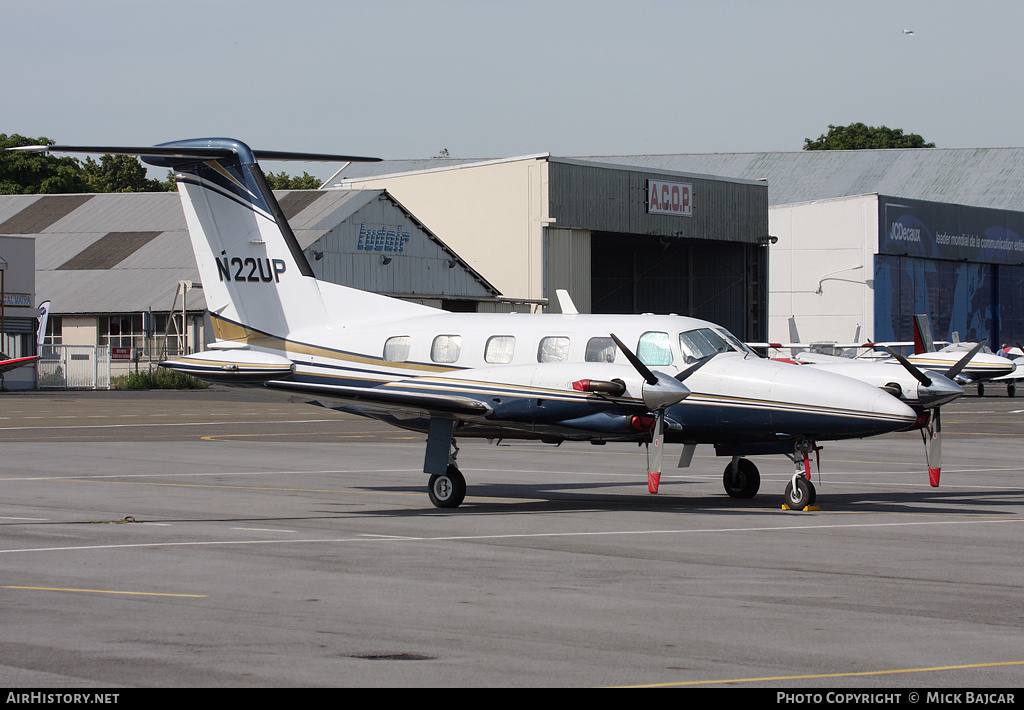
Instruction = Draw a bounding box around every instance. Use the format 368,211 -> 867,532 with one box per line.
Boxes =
160,350 -> 295,384
8,142 -> 382,166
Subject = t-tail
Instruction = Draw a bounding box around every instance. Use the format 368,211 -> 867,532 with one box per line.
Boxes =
912,314 -> 936,354
155,139 -> 333,339
13,138 -> 428,342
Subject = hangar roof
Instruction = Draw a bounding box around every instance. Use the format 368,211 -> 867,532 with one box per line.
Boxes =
580,148 -> 1024,210
0,189 -> 497,315
330,147 -> 1024,211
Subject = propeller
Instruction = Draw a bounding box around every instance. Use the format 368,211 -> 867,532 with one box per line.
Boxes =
943,340 -> 985,381
885,343 -> 982,487
885,346 -> 932,386
610,334 -> 698,494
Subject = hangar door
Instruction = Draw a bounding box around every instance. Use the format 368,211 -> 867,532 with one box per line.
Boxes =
591,232 -> 766,340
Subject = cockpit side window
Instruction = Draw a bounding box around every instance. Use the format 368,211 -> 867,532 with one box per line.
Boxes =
678,328 -> 731,364
637,331 -> 673,366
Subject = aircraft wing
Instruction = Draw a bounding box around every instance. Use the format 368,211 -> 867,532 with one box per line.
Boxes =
264,379 -> 494,418
0,355 -> 40,375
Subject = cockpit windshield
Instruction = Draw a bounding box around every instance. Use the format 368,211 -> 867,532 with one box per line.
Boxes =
678,327 -> 753,364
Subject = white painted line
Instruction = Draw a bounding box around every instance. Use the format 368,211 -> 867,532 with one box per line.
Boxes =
0,516 -> 1017,555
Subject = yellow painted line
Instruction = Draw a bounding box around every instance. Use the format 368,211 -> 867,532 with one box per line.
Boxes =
624,660 -> 1024,687
3,585 -> 206,598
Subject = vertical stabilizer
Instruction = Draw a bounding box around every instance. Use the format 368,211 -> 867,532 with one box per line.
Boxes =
17,138 -> 436,340
912,314 -> 936,354
158,139 -> 327,339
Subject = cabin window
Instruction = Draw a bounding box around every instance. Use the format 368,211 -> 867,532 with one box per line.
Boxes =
383,336 -> 411,363
537,336 -> 570,363
637,331 -> 673,366
678,328 -> 731,364
430,334 -> 462,363
585,337 -> 617,363
485,335 -> 516,364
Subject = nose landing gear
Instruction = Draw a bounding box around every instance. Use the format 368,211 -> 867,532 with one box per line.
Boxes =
783,439 -> 820,511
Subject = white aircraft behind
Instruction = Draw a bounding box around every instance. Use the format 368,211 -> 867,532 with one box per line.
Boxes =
17,139 -> 929,511
991,345 -> 1024,397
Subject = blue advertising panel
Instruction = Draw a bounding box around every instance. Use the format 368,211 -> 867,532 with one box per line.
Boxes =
874,255 -> 996,344
879,196 -> 1024,266
875,197 -> 1024,348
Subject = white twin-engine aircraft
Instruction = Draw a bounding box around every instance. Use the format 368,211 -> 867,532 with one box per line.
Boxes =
22,139 -> 941,510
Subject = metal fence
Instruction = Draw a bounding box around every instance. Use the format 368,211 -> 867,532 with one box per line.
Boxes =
38,345 -> 111,389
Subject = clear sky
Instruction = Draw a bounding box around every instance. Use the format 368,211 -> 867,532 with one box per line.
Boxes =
5,0 -> 1023,179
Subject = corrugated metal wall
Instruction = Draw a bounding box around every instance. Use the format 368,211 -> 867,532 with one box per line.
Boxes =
307,192 -> 496,300
547,160 -> 767,243
544,228 -> 592,312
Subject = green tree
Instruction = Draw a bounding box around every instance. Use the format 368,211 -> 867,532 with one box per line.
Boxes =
264,170 -> 322,189
80,154 -> 173,192
803,123 -> 935,150
0,133 -> 91,194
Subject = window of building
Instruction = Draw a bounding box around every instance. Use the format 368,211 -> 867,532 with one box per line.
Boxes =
585,337 -> 616,363
484,335 -> 515,364
538,336 -> 570,363
430,334 -> 462,364
100,314 -> 144,350
383,336 -> 411,363
42,315 -> 62,346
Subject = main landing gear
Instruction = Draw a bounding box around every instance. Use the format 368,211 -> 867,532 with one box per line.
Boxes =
424,418 -> 467,509
428,464 -> 466,508
723,457 -> 760,499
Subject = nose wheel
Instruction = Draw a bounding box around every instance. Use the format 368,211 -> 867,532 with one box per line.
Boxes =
783,439 -> 820,510
784,475 -> 816,510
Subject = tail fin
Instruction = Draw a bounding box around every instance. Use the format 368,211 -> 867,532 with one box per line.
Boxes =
157,139 -> 329,338
912,314 -> 936,354
18,138 -> 410,342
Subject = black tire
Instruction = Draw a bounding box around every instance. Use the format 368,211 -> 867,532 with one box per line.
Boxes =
784,477 -> 816,510
428,465 -> 466,508
978,382 -> 985,397
1008,383 -> 1016,398
723,458 -> 760,499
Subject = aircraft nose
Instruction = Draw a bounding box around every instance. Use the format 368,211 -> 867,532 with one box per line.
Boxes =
866,386 -> 918,421
770,363 -> 917,436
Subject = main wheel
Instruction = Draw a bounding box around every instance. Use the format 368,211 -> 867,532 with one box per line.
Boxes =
784,477 -> 816,510
723,458 -> 760,499
428,465 -> 466,508
1008,382 -> 1016,398
978,382 -> 985,397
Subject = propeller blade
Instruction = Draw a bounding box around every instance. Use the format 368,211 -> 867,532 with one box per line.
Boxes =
675,354 -> 715,382
610,333 -> 658,385
926,407 -> 942,487
885,346 -> 932,387
943,341 -> 985,380
648,410 -> 665,494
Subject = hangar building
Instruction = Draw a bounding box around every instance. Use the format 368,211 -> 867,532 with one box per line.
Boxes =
0,189 -> 501,381
327,155 -> 770,341
0,234 -> 37,390
579,148 -> 1024,349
